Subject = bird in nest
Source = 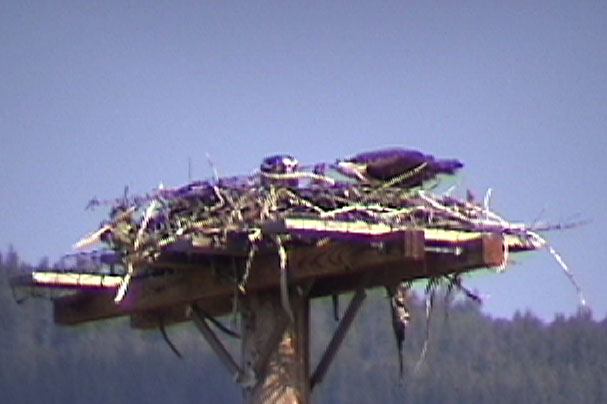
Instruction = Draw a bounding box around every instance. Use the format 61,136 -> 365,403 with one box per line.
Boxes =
260,154 -> 300,187
334,147 -> 463,188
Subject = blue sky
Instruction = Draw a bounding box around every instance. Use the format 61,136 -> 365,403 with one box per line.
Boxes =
1,1 -> 606,320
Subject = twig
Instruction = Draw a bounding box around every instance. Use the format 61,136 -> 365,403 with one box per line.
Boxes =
274,235 -> 294,323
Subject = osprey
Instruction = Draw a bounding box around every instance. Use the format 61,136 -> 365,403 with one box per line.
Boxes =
260,154 -> 299,174
335,147 -> 463,188
260,154 -> 299,187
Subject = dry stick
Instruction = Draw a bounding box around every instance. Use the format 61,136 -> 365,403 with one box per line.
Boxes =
320,204 -> 381,218
160,187 -> 241,244
365,162 -> 429,197
73,225 -> 111,250
483,187 -> 493,213
195,304 -> 241,338
506,227 -> 587,308
387,282 -> 411,378
114,263 -> 133,303
259,170 -> 336,185
239,244 -> 257,293
497,237 -> 509,273
206,152 -> 219,182
209,185 -> 227,212
115,197 -> 159,303
275,188 -> 325,215
446,274 -> 482,303
530,219 -> 591,232
159,318 -> 183,359
414,287 -> 435,374
239,229 -> 261,293
274,235 -> 294,323
73,206 -> 137,250
418,192 -> 477,225
319,204 -> 423,220
547,245 -> 587,308
422,191 -> 529,234
386,162 -> 429,187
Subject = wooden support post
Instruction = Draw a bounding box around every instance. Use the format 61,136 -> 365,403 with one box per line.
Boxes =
240,290 -> 311,404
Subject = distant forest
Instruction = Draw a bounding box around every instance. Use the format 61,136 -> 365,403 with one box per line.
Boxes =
1,249 -> 606,404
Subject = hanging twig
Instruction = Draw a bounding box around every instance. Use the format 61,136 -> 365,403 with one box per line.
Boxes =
159,319 -> 183,359
414,284 -> 435,374
274,235 -> 294,323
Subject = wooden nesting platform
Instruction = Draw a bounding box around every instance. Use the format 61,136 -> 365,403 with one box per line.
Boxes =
11,223 -> 537,404
14,226 -> 524,328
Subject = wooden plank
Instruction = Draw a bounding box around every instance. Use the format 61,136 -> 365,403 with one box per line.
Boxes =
264,218 -> 419,241
53,232 -> 503,325
402,229 -> 425,260
483,232 -> 506,267
53,232 -> 421,325
11,272 -> 122,289
310,233 -> 503,297
130,304 -> 191,329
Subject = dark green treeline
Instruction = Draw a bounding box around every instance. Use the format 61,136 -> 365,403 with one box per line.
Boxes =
1,251 -> 605,403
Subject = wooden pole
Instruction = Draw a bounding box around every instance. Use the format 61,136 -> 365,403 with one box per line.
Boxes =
241,290 -> 311,404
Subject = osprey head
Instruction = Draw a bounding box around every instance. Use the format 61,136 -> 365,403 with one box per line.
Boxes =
260,154 -> 299,174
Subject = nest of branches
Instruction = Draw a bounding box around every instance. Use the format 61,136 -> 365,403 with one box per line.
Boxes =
71,170 -> 544,274
14,149 -> 587,375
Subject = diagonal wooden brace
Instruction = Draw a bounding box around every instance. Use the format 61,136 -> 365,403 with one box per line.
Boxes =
310,276 -> 369,390
191,305 -> 244,382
